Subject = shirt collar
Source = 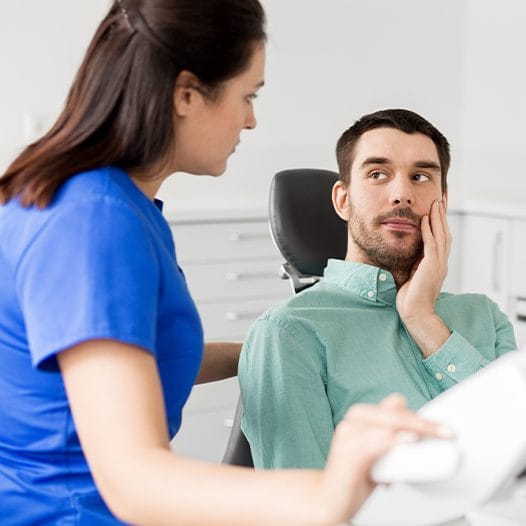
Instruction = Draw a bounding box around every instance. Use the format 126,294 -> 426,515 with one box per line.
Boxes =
323,259 -> 398,305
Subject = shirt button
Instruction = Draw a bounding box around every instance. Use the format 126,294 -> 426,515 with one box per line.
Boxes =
367,291 -> 375,298
447,364 -> 456,373
435,372 -> 444,381
379,273 -> 387,282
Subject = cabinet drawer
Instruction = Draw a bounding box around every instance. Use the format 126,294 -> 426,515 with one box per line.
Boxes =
510,219 -> 526,297
171,220 -> 280,263
183,259 -> 290,302
460,214 -> 510,313
198,296 -> 290,340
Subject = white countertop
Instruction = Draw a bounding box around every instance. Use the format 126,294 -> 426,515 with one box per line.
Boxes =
164,207 -> 267,224
162,199 -> 526,224
452,200 -> 526,220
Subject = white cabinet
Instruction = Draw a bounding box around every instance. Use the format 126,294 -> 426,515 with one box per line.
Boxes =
459,214 -> 511,314
168,214 -> 291,462
510,219 -> 526,296
455,205 -> 526,349
509,219 -> 526,347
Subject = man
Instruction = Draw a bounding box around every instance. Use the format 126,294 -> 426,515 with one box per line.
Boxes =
238,108 -> 516,469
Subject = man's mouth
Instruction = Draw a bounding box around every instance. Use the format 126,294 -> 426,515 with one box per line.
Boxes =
381,218 -> 417,232
376,208 -> 421,233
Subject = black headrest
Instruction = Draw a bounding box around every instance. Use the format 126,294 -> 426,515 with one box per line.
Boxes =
269,168 -> 347,277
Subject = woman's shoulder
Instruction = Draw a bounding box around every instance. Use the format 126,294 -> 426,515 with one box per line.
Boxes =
54,166 -> 134,207
0,167 -> 153,265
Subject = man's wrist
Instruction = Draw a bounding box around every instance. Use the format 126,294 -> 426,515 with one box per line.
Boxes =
402,313 -> 451,358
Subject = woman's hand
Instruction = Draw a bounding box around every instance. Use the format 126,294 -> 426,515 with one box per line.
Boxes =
318,393 -> 451,524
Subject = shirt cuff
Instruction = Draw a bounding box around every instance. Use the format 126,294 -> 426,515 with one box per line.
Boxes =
422,330 -> 490,389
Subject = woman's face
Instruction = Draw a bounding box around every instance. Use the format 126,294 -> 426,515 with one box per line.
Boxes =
172,44 -> 266,176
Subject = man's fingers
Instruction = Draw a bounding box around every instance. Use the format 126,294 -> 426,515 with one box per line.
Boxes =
430,200 -> 447,245
421,214 -> 441,267
423,201 -> 450,270
439,201 -> 452,258
420,215 -> 435,255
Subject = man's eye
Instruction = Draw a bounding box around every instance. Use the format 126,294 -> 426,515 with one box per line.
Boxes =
413,173 -> 431,182
245,94 -> 258,103
370,171 -> 387,180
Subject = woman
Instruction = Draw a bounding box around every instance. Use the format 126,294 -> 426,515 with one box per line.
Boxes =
0,1 -> 447,524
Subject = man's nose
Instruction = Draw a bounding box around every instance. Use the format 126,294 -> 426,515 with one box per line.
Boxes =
390,179 -> 414,206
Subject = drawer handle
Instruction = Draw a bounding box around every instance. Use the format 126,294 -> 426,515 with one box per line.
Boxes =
229,232 -> 268,242
225,271 -> 278,281
516,297 -> 526,322
224,310 -> 262,321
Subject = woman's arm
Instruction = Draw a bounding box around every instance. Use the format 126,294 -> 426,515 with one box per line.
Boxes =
58,340 -> 446,526
194,341 -> 242,384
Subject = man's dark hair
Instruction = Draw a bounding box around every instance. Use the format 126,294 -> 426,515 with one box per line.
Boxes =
336,108 -> 450,192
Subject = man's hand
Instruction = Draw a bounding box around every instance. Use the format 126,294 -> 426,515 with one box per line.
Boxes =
396,200 -> 452,357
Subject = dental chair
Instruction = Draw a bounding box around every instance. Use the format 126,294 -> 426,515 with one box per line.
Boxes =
267,168 -> 347,293
222,168 -> 347,466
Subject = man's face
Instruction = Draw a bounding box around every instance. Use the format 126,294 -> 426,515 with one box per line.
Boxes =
334,127 -> 445,272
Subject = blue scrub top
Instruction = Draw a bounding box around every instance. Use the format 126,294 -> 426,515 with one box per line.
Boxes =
0,167 -> 204,524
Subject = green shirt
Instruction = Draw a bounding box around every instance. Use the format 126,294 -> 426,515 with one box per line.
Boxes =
239,259 -> 516,469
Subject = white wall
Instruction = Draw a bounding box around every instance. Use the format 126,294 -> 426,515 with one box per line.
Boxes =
0,0 -> 110,171
456,0 -> 526,205
1,1 -> 523,213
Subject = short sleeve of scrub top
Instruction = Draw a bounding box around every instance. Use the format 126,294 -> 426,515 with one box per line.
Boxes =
15,196 -> 160,370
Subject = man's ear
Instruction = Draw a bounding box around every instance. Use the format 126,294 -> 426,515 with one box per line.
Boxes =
173,70 -> 204,117
332,180 -> 350,221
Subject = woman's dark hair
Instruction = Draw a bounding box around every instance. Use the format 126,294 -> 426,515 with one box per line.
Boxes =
0,0 -> 266,207
336,108 -> 450,193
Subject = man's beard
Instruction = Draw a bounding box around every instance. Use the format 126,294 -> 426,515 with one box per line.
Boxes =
349,207 -> 424,273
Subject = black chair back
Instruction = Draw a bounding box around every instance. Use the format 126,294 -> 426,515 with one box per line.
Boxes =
269,168 -> 347,278
221,398 -> 253,466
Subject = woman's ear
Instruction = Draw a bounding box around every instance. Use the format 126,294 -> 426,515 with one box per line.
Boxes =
173,70 -> 204,117
332,180 -> 350,221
